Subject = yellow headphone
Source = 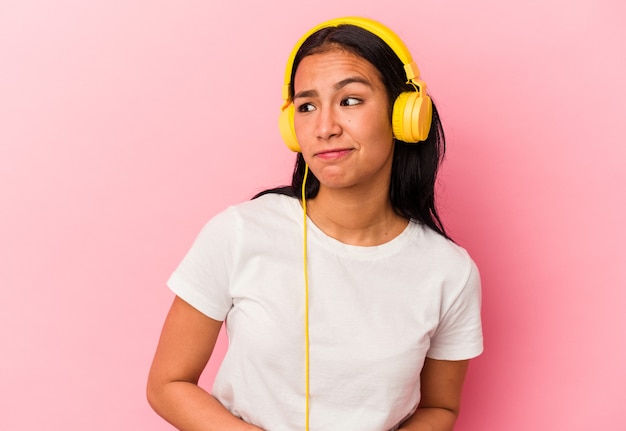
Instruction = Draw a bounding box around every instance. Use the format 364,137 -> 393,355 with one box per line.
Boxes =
278,16 -> 433,152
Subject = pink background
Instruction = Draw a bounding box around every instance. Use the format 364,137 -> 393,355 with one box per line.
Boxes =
1,0 -> 624,429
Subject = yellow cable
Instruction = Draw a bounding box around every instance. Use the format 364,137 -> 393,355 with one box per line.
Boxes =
301,164 -> 310,431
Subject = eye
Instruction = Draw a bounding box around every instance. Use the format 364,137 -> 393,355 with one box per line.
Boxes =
296,102 -> 315,113
341,97 -> 362,107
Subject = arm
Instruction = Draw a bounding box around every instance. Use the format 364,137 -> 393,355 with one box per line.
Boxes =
398,358 -> 470,431
146,296 -> 263,431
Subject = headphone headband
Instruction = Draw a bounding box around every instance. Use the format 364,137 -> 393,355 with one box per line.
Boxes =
281,16 -> 422,105
279,16 -> 433,150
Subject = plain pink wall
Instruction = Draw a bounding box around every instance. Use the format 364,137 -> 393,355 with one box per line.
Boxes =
1,1 -> 624,429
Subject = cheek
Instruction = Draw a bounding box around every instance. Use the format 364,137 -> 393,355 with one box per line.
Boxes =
293,117 -> 307,144
365,110 -> 393,140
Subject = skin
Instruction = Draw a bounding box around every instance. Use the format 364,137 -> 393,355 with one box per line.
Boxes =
293,49 -> 407,246
147,297 -> 263,431
147,49 -> 470,431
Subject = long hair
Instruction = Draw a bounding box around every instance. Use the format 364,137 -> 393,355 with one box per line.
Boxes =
255,24 -> 449,239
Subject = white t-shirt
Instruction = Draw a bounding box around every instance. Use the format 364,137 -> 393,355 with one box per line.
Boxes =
168,193 -> 483,431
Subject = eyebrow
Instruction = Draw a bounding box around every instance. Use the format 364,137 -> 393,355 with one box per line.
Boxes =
335,76 -> 372,90
293,76 -> 372,100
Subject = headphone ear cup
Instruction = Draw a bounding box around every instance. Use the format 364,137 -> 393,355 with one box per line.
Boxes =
278,104 -> 301,152
392,91 -> 433,143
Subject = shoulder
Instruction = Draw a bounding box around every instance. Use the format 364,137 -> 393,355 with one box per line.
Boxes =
228,193 -> 299,227
198,193 -> 300,240
409,223 -> 474,264
181,193 -> 301,266
407,222 -> 479,286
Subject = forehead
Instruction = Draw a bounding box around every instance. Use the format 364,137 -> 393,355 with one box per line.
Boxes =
293,49 -> 384,89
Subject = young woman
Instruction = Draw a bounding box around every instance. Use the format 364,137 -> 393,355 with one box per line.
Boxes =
147,17 -> 483,431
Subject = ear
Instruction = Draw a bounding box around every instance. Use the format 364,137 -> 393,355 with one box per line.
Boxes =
279,103 -> 301,152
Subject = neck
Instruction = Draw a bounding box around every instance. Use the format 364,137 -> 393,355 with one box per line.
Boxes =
306,185 -> 408,246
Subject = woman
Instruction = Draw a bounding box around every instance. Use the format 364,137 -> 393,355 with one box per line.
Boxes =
147,17 -> 483,431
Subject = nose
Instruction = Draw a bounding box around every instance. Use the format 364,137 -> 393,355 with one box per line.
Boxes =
315,107 -> 342,140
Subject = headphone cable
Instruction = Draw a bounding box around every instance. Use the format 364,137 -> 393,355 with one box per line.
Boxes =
301,164 -> 311,431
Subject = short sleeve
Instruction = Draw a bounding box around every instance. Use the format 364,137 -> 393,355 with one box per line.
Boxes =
167,209 -> 235,321
427,259 -> 483,360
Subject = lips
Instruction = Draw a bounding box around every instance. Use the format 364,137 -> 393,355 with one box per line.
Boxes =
315,148 -> 354,160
